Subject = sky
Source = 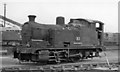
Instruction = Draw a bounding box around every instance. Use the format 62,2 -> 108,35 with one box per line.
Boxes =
0,0 -> 119,33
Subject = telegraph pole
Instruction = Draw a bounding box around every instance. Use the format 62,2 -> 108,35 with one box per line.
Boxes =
3,3 -> 6,27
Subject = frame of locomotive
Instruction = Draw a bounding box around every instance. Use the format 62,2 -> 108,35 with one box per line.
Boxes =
14,15 -> 105,63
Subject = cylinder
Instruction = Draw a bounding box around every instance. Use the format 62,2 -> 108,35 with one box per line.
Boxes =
56,16 -> 65,25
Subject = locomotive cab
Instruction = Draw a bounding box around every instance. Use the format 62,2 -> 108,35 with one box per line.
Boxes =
68,19 -> 104,47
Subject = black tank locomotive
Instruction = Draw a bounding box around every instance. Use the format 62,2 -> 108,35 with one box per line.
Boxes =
14,15 -> 105,63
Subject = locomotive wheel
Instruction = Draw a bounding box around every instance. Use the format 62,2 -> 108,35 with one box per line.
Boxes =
55,55 -> 61,64
69,57 -> 80,62
70,52 -> 83,62
18,53 -> 21,60
18,54 -> 22,64
56,60 -> 61,64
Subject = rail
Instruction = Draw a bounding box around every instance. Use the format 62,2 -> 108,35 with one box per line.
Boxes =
1,62 -> 119,72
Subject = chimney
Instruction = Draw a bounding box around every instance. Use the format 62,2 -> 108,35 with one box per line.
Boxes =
28,15 -> 36,22
56,16 -> 65,25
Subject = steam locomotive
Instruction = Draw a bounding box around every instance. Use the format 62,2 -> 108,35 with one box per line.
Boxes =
14,15 -> 105,63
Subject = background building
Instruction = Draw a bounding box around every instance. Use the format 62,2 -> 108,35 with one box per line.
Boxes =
104,32 -> 119,46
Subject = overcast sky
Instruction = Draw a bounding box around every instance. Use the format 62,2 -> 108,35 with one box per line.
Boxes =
0,0 -> 119,33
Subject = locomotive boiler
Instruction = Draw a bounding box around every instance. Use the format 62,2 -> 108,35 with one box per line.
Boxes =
14,15 -> 105,63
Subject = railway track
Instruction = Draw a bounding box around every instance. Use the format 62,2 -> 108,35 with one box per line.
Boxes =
1,62 -> 119,72
1,54 -> 119,72
1,47 -> 119,72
